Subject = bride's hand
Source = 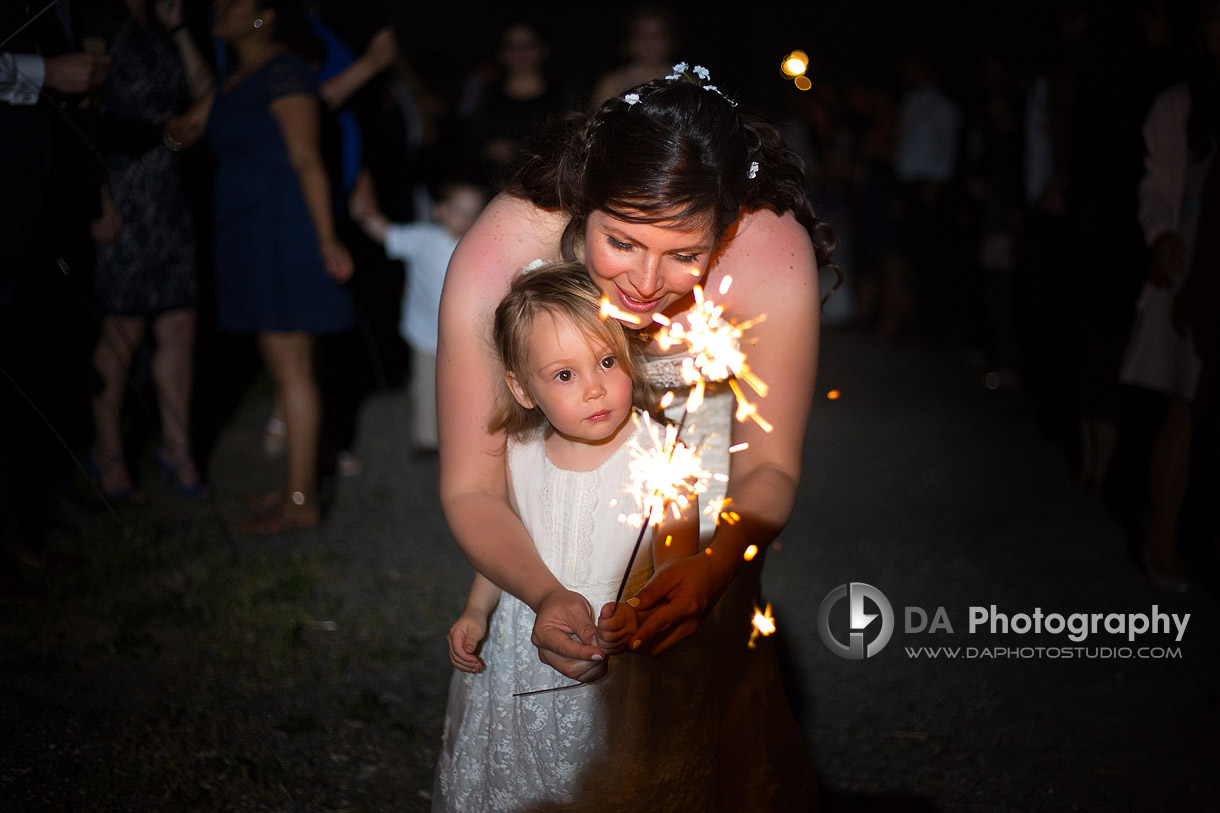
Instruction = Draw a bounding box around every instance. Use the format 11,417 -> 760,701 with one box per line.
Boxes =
531,588 -> 607,682
619,552 -> 729,656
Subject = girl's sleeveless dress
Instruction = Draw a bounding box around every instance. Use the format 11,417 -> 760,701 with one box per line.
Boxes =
433,417 -> 716,811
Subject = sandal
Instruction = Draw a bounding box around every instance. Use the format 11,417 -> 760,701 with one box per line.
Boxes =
154,440 -> 209,500
86,445 -> 146,506
237,491 -> 320,535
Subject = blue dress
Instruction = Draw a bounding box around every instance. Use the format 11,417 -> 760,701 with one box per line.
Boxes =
207,52 -> 353,334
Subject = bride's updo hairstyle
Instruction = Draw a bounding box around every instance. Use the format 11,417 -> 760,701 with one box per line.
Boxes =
509,66 -> 836,275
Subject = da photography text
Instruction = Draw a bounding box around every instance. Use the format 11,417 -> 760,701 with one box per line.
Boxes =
905,604 -> 1189,644
817,582 -> 1190,660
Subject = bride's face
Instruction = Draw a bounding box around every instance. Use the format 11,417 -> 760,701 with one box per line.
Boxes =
583,210 -> 714,326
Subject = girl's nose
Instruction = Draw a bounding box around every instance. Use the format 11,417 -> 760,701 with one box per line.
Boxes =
585,378 -> 606,400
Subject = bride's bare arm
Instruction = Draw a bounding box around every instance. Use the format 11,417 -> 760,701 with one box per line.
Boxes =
437,195 -> 608,680
627,209 -> 821,654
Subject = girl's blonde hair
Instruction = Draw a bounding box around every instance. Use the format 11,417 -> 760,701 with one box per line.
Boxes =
490,261 -> 655,440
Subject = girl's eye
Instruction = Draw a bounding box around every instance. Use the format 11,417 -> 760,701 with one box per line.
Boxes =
600,355 -> 617,370
608,237 -> 633,252
555,369 -> 573,382
672,253 -> 700,265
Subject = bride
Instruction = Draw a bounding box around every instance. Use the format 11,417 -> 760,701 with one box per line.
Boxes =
437,64 -> 832,808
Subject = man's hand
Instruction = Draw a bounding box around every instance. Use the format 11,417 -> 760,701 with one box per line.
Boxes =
43,52 -> 108,95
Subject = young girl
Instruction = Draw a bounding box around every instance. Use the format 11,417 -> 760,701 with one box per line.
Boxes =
432,262 -> 713,811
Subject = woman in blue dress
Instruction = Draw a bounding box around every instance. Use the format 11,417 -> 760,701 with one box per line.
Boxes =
170,0 -> 353,532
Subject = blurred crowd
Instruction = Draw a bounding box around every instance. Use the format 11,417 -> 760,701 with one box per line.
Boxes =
2,0 -> 1217,599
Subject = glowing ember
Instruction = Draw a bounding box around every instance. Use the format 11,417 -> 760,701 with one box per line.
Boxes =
748,602 -> 776,648
728,380 -> 774,433
728,442 -> 749,453
827,389 -> 841,400
600,296 -> 646,326
743,544 -> 758,561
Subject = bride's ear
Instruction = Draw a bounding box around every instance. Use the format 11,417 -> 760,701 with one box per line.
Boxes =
505,372 -> 535,409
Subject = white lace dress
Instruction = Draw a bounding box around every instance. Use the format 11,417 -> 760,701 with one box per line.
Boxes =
432,417 -> 717,812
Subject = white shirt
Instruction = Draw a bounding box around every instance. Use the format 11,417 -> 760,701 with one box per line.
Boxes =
0,52 -> 44,105
384,221 -> 458,354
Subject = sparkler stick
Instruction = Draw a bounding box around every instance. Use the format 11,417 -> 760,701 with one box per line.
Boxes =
611,410 -> 701,607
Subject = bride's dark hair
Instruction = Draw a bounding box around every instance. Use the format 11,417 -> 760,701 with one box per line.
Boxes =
507,73 -> 836,286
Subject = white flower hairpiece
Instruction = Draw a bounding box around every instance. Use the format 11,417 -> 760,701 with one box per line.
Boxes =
748,161 -> 759,179
664,62 -> 739,107
624,92 -> 640,106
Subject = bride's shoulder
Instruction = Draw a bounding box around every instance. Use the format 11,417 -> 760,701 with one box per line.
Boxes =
474,194 -> 567,246
449,194 -> 567,289
729,208 -> 812,254
713,209 -> 816,285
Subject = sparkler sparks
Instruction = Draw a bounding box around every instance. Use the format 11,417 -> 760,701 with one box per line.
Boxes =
748,602 -> 777,648
647,281 -> 771,428
618,413 -> 711,529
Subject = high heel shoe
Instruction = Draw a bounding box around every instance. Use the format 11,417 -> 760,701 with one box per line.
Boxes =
86,445 -> 146,506
154,441 -> 209,500
237,490 -> 320,535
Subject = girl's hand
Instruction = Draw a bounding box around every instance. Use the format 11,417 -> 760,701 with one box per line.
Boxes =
320,239 -> 354,283
595,598 -> 642,655
447,613 -> 488,673
531,588 -> 607,682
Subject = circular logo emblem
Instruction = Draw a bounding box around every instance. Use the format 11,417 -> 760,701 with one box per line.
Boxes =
818,582 -> 894,659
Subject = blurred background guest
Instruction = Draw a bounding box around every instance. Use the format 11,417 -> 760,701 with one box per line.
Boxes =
168,0 -> 354,533
81,0 -> 213,503
587,3 -> 678,110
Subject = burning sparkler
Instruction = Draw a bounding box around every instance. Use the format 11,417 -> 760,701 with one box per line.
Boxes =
649,278 -> 771,430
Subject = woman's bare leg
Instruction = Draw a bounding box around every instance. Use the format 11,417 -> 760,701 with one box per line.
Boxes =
151,308 -> 203,489
257,331 -> 320,500
90,314 -> 146,493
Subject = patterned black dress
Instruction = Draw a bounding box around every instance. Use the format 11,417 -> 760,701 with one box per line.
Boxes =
88,15 -> 196,316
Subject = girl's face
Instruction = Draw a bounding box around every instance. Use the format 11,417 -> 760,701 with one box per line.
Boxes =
584,210 -> 714,325
506,311 -> 634,446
